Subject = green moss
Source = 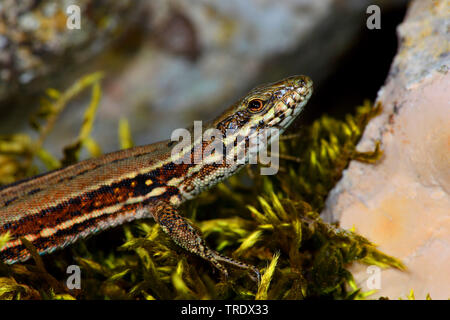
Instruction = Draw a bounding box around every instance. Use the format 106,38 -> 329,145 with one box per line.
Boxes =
0,74 -> 404,300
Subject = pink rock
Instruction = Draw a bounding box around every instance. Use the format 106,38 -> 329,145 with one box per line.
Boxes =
322,0 -> 450,299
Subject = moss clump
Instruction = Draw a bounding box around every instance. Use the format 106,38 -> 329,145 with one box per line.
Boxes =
0,73 -> 404,300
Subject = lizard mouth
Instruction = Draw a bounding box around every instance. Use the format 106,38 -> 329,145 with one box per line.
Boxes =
265,76 -> 313,131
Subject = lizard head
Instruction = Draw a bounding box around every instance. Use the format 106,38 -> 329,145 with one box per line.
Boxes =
174,75 -> 313,199
214,75 -> 313,146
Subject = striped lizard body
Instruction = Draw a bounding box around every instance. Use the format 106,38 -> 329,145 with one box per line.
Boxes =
0,75 -> 313,281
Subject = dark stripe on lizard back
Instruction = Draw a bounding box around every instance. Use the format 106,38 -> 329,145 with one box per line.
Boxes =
1,162 -> 191,237
0,144 -> 174,207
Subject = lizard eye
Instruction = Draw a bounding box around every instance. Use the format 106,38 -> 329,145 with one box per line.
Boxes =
247,99 -> 265,113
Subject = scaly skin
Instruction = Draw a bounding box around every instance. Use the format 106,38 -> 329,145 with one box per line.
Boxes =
0,75 -> 313,282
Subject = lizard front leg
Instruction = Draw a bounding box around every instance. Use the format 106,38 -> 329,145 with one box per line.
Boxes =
152,202 -> 260,284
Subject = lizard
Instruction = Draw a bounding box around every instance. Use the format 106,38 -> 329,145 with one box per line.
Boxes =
0,75 -> 313,282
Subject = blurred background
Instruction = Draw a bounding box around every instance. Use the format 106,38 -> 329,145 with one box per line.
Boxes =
0,0 -> 409,156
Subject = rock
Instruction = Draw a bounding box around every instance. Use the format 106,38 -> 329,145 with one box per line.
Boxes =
92,0 -> 407,151
0,0 -> 406,156
0,0 -> 142,102
322,0 -> 450,299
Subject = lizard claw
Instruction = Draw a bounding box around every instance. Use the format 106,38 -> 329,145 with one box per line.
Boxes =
249,266 -> 261,286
